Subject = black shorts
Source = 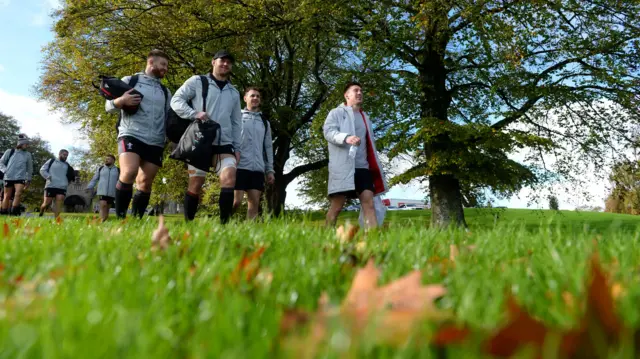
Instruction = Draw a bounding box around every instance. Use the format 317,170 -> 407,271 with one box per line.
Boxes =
235,169 -> 265,192
212,144 -> 235,155
330,168 -> 375,199
4,180 -> 26,188
99,196 -> 115,204
118,136 -> 164,167
45,188 -> 67,198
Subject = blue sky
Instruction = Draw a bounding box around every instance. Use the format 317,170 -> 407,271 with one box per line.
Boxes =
0,0 -> 607,210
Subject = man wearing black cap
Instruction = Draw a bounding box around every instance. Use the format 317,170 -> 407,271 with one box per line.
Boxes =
171,49 -> 242,223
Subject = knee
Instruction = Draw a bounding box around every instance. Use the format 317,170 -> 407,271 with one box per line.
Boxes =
220,169 -> 236,188
188,177 -> 205,194
120,170 -> 137,183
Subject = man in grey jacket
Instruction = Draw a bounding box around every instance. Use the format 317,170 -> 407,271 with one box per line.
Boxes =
105,49 -> 171,219
86,154 -> 119,222
323,82 -> 389,228
0,135 -> 33,216
232,87 -> 275,220
39,149 -> 74,218
170,49 -> 242,223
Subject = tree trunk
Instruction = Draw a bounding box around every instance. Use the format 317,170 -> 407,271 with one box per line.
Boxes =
429,174 -> 467,228
266,176 -> 287,217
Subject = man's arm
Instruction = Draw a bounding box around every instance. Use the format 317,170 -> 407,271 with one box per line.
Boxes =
86,168 -> 100,190
105,76 -> 133,114
170,76 -> 198,120
39,160 -> 51,180
323,109 -> 350,146
264,121 -> 275,174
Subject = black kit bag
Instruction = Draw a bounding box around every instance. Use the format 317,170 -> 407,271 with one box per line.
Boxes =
169,76 -> 220,172
166,75 -> 208,144
93,75 -> 144,115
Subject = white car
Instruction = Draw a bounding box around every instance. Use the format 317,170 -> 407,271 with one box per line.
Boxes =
387,205 -> 400,211
398,204 -> 424,210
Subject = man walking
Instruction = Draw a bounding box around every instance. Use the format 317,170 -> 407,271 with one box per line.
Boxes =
105,49 -> 171,219
39,149 -> 75,218
86,154 -> 119,221
232,87 -> 275,220
171,49 -> 242,223
323,81 -> 388,229
0,134 -> 33,216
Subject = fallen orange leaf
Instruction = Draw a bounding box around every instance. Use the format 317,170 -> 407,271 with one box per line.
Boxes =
336,222 -> 359,243
432,325 -> 471,346
151,216 -> 171,250
55,216 -> 63,224
231,246 -> 266,283
2,223 -> 9,239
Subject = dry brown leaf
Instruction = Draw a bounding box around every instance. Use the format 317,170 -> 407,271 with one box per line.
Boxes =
2,223 -> 9,239
611,282 -> 624,299
230,246 -> 266,284
336,222 -> 359,244
449,244 -> 477,262
283,259 -> 448,354
151,216 -> 171,250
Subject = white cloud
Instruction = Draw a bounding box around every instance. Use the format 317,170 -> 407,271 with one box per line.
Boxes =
0,0 -> 10,7
30,0 -> 60,27
0,64 -> 5,72
0,88 -> 88,162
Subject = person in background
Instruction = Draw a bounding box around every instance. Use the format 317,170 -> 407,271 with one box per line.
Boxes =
86,154 -> 120,222
0,134 -> 33,216
39,149 -> 75,218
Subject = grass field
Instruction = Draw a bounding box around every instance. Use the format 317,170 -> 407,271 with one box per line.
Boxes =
1,209 -> 640,358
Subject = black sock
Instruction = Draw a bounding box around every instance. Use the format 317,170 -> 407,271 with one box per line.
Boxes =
131,190 -> 151,219
10,207 -> 19,216
115,181 -> 133,219
0,208 -> 6,215
184,191 -> 199,221
219,187 -> 234,224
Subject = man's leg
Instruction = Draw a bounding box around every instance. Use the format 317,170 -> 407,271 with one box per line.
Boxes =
98,200 -> 109,222
246,190 -> 262,220
358,190 -> 377,229
131,161 -> 160,219
184,167 -> 205,221
54,194 -> 65,218
233,190 -> 245,215
1,187 -> 13,214
217,154 -> 237,224
39,193 -> 53,217
12,184 -> 25,215
116,152 -> 141,219
325,194 -> 347,227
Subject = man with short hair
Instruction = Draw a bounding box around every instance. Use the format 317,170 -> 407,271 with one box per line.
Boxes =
105,49 -> 171,219
0,134 -> 33,216
39,149 -> 75,218
232,87 -> 275,220
323,81 -> 388,228
86,154 -> 120,222
171,49 -> 242,223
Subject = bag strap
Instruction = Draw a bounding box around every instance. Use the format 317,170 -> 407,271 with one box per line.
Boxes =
199,75 -> 208,112
260,114 -> 268,161
128,74 -> 139,89
47,158 -> 56,172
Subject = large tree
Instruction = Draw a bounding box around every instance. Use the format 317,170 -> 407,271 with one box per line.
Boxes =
338,0 -> 640,227
38,0 -> 358,216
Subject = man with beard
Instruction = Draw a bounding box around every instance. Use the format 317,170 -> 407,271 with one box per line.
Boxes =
86,154 -> 120,222
39,149 -> 76,218
171,50 -> 242,224
105,49 -> 171,219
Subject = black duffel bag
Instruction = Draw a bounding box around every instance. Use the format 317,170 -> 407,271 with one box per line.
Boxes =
92,75 -> 144,115
169,120 -> 220,171
169,75 -> 220,172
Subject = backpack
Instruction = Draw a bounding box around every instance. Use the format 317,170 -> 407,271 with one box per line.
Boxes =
0,149 -> 16,180
110,75 -> 169,133
45,158 -> 76,183
165,75 -> 209,143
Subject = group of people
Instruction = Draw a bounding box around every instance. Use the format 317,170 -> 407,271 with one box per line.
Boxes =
0,137 -> 78,218
105,49 -> 276,224
1,48 -> 389,228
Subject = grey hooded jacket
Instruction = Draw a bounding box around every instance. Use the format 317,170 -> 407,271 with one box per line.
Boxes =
105,72 -> 172,147
323,104 -> 388,196
170,75 -> 242,150
237,110 -> 274,174
86,165 -> 119,198
40,159 -> 71,190
0,149 -> 33,182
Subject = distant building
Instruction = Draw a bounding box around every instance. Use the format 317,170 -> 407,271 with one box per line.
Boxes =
381,198 -> 426,208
